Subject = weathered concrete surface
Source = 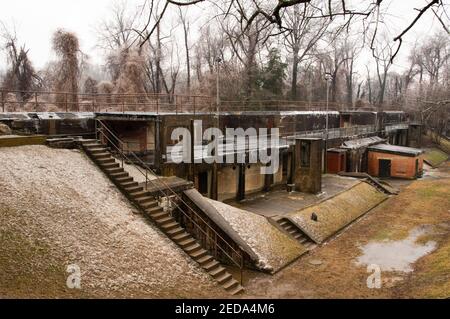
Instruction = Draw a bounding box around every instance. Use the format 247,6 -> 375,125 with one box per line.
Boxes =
287,182 -> 388,243
0,123 -> 12,135
229,175 -> 360,217
205,198 -> 306,273
0,135 -> 46,148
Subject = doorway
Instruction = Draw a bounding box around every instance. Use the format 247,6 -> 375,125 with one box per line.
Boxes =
197,171 -> 208,195
379,159 -> 392,178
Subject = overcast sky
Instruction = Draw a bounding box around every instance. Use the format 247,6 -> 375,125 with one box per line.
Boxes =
0,0 -> 446,72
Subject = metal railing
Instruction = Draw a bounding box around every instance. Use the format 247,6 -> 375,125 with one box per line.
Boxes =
0,89 -> 212,114
95,119 -> 245,284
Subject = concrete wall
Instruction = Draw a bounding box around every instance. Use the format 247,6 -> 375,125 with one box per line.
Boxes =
245,164 -> 265,194
218,166 -> 238,201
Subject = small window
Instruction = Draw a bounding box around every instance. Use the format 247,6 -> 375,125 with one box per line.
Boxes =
300,141 -> 311,167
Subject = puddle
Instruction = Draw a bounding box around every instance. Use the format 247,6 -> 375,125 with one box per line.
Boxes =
356,227 -> 437,273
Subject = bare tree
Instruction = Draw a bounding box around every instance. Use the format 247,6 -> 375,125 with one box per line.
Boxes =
52,29 -> 82,111
98,0 -> 139,50
1,23 -> 40,101
372,33 -> 394,108
178,7 -> 192,94
284,3 -> 330,100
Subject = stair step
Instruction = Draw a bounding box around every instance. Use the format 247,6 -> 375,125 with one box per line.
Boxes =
209,266 -> 226,277
83,142 -> 101,147
161,222 -> 179,231
166,227 -> 184,237
125,186 -> 143,193
105,167 -> 124,174
299,237 -> 308,244
284,225 -> 294,232
110,172 -> 128,179
97,157 -> 115,164
190,249 -> 208,259
156,216 -> 175,225
120,181 -> 138,188
185,243 -> 202,254
279,220 -> 288,227
93,152 -> 111,159
115,176 -> 133,183
197,255 -> 213,265
288,229 -> 297,235
171,232 -> 190,241
203,260 -> 220,272
149,210 -> 167,220
140,200 -> 158,209
178,238 -> 196,247
102,162 -> 120,169
146,206 -> 163,216
88,147 -> 108,153
215,272 -> 232,284
228,285 -> 245,295
80,139 -> 98,143
136,197 -> 155,205
223,279 -> 239,290
132,191 -> 150,199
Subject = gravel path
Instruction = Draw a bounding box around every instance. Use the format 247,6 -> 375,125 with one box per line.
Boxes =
0,145 -> 221,298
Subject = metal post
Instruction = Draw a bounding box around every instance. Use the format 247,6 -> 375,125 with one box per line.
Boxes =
1,91 -> 4,113
324,73 -> 332,174
193,96 -> 196,115
34,92 -> 38,111
214,58 -> 222,200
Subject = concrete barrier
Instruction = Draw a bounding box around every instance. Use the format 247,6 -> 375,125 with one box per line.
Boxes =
0,135 -> 46,148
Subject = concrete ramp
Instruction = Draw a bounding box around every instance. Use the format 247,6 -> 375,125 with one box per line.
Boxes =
184,189 -> 306,273
285,182 -> 388,244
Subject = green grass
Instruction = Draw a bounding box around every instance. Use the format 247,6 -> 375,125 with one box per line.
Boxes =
424,149 -> 449,167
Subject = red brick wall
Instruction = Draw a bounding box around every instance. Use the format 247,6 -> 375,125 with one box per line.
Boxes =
368,151 -> 423,179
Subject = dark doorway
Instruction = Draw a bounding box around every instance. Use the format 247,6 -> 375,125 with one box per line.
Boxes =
198,171 -> 208,195
415,159 -> 419,178
379,159 -> 391,178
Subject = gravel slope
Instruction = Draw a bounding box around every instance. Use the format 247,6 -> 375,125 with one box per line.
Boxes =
206,199 -> 305,273
0,145 -> 221,298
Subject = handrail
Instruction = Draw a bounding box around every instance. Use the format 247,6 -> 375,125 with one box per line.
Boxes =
95,120 -> 245,282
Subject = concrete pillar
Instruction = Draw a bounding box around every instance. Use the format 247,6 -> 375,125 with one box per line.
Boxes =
237,164 -> 246,201
286,145 -> 295,192
210,165 -> 218,200
263,165 -> 274,192
189,120 -> 196,183
294,138 -> 322,194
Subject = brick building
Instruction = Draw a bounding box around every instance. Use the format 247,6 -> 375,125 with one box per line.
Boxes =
367,144 -> 424,179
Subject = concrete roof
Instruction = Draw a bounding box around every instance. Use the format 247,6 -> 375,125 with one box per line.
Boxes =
368,144 -> 424,156
341,136 -> 385,150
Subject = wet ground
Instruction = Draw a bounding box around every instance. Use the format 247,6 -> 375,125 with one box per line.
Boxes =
355,226 -> 437,273
241,162 -> 450,298
228,175 -> 360,217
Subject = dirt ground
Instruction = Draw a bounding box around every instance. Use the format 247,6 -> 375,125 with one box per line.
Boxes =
242,162 -> 450,299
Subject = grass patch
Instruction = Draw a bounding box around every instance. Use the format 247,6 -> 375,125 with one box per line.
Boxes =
424,149 -> 449,167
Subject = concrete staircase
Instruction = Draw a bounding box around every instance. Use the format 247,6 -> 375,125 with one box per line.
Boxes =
80,139 -> 244,295
274,217 -> 316,250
